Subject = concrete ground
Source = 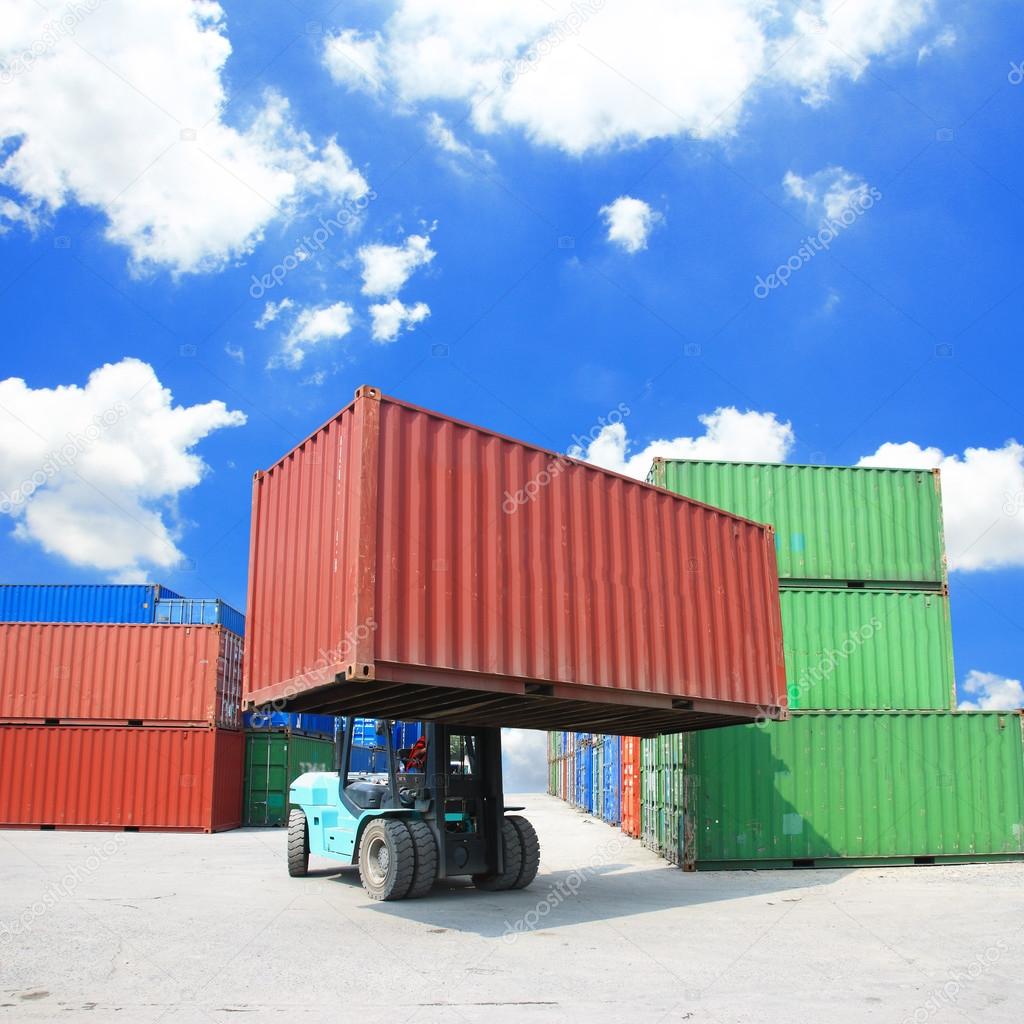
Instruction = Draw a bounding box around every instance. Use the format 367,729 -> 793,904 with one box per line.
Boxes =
1,795 -> 1023,1024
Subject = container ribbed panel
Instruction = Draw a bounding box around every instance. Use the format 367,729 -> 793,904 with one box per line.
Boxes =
654,461 -> 946,585
0,624 -> 241,727
780,589 -> 954,710
0,726 -> 242,831
688,712 -> 1024,864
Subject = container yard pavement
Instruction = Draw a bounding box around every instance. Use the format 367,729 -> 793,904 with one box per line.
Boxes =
2,797 -> 1022,1024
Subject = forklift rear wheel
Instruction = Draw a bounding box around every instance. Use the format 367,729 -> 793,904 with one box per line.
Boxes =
472,818 -> 523,891
507,815 -> 540,889
405,820 -> 439,899
358,819 -> 416,901
287,809 -> 309,878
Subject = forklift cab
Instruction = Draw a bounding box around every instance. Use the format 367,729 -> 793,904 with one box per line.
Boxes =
336,719 -> 505,878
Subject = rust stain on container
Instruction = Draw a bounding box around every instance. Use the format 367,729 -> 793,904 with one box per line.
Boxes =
245,387 -> 787,735
0,726 -> 243,832
0,624 -> 242,728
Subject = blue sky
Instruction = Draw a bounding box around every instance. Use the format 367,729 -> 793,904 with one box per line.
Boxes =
1,0 -> 1022,718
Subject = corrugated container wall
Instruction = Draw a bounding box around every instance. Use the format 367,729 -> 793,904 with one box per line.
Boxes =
689,712 -> 1024,867
0,726 -> 243,832
0,624 -> 242,728
650,460 -> 946,586
245,387 -> 787,736
780,588 -> 954,710
0,584 -> 178,624
602,735 -> 622,825
243,730 -> 336,826
621,736 -> 642,838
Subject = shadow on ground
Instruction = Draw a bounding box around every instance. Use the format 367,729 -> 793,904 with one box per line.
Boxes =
308,857 -> 847,938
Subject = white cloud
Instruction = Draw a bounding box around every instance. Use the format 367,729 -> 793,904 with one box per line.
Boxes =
425,112 -> 494,168
271,301 -> 355,369
571,407 -> 795,480
600,195 -> 661,254
254,297 -> 294,329
0,1 -> 369,274
224,342 -> 244,364
778,1 -> 932,107
918,26 -> 956,62
857,440 -> 1024,571
323,1 -> 935,154
358,232 -> 435,297
369,299 -> 430,343
958,670 -> 1024,711
0,358 -> 245,578
501,729 -> 548,793
784,166 -> 871,222
322,29 -> 388,94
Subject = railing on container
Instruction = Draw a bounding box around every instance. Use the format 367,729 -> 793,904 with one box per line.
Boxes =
154,597 -> 246,637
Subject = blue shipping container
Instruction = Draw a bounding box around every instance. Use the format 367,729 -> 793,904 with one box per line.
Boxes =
602,735 -> 622,826
0,583 -> 179,624
575,737 -> 593,812
154,597 -> 245,637
242,711 -> 338,738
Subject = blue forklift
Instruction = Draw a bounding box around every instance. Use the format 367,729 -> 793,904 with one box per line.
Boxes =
286,718 -> 540,900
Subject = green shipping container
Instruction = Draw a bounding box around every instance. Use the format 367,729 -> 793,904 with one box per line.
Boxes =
780,588 -> 954,710
687,712 -> 1024,869
650,460 -> 946,586
243,730 -> 336,827
641,734 -> 686,859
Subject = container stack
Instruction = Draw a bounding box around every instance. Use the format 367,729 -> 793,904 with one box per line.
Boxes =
646,460 -> 1024,869
0,583 -> 246,833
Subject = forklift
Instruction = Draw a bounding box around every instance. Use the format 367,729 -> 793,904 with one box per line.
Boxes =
286,719 -> 541,900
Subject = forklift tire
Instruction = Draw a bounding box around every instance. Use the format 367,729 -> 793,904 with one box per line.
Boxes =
405,820 -> 439,899
507,815 -> 540,889
472,819 -> 523,892
287,809 -> 310,878
358,819 -> 415,901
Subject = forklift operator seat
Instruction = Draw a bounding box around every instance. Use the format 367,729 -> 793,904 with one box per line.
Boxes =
346,781 -> 386,810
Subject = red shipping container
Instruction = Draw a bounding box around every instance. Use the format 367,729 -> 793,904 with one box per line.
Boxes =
0,624 -> 242,728
621,736 -> 642,838
245,386 -> 786,735
0,726 -> 243,832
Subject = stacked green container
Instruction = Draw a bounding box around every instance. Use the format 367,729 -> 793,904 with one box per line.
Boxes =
243,729 -> 336,827
645,458 -> 1024,869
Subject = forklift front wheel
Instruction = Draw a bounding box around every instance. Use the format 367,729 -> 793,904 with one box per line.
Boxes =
472,819 -> 523,892
358,819 -> 416,901
507,815 -> 540,889
287,809 -> 310,878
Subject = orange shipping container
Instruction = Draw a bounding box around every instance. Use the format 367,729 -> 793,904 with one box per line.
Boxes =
621,736 -> 642,838
0,624 -> 242,728
245,387 -> 787,735
0,726 -> 243,832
